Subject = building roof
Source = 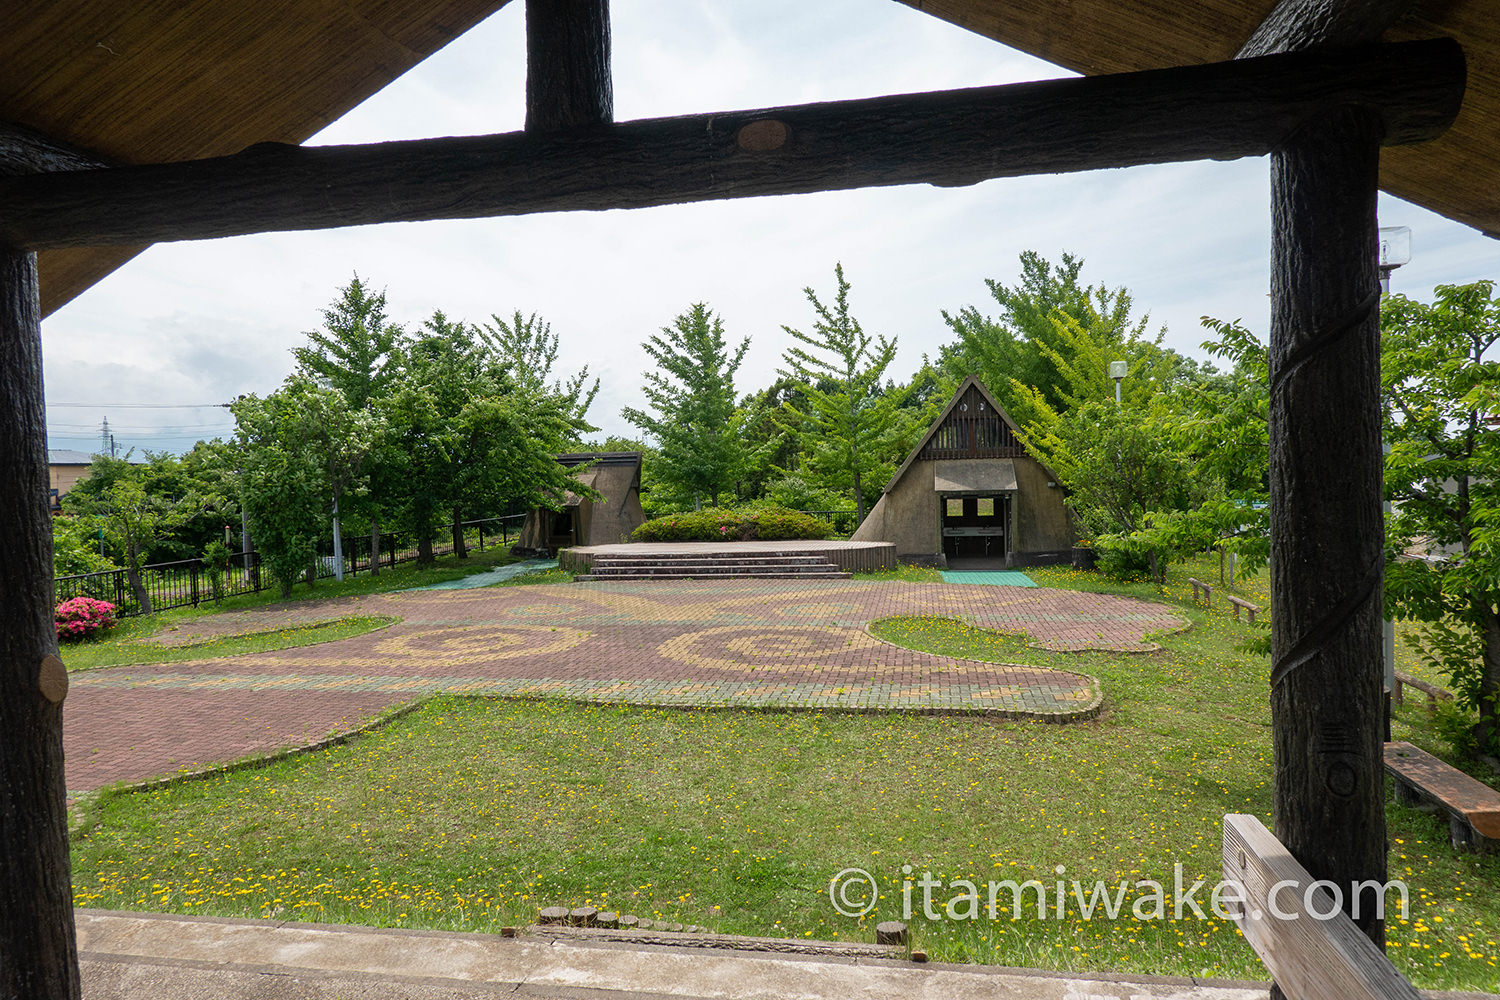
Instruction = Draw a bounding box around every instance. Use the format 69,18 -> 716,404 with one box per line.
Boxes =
557,452 -> 643,469
6,0 -> 1496,317
884,375 -> 1062,493
47,449 -> 95,465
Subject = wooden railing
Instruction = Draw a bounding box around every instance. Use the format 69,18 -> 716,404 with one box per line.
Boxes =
1221,814 -> 1420,1000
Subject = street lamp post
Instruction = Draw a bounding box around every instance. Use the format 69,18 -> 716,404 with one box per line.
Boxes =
1109,360 -> 1127,404
1377,225 -> 1411,739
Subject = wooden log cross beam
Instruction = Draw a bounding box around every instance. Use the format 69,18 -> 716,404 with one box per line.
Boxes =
0,38 -> 1466,251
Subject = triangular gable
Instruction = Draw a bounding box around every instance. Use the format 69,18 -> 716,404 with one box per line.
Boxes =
883,376 -> 1055,494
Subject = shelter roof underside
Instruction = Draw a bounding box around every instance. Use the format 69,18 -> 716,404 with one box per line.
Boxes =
7,0 -> 1497,317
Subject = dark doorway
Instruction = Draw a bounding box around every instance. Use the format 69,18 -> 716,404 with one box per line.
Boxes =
941,495 -> 1010,568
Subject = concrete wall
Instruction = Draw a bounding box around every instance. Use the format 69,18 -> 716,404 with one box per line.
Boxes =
583,462 -> 645,545
851,455 -> 1074,564
1010,456 -> 1073,554
852,458 -> 940,562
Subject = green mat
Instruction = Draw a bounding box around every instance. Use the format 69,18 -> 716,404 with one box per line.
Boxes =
939,570 -> 1037,587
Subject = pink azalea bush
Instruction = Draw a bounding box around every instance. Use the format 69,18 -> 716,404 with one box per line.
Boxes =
55,596 -> 117,641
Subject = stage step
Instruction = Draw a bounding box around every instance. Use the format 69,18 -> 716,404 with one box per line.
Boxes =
574,549 -> 851,581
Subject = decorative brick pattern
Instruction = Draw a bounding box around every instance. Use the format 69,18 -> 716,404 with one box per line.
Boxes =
65,579 -> 1185,791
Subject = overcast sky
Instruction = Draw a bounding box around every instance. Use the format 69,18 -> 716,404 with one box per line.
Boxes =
40,0 -> 1500,455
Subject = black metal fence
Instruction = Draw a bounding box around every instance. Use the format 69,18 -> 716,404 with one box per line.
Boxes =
801,509 -> 863,535
55,514 -> 528,619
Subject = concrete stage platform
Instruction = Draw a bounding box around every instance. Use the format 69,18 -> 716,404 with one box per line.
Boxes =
560,539 -> 897,576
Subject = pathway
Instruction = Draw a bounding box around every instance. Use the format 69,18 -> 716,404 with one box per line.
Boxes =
64,579 -> 1187,792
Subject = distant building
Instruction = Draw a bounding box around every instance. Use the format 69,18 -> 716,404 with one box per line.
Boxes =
851,376 -> 1074,567
514,452 -> 645,554
47,449 -> 96,512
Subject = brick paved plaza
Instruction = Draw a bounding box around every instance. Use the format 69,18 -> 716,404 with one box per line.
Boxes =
64,579 -> 1186,792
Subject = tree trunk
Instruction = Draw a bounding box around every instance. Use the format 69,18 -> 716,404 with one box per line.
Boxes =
369,515 -> 380,577
124,547 -> 152,616
417,532 -> 434,568
1267,105 -> 1387,985
1479,608 -> 1500,751
0,246 -> 82,998
452,509 -> 467,560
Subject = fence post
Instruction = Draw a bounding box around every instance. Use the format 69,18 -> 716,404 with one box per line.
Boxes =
190,564 -> 200,607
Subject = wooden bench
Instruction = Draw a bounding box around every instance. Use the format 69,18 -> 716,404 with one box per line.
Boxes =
1384,741 -> 1500,851
1391,670 -> 1453,714
1227,594 -> 1260,623
1187,577 -> 1213,605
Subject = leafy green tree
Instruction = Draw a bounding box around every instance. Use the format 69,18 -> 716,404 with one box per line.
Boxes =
480,310 -> 600,433
293,274 -> 402,409
622,303 -> 750,508
63,456 -> 217,612
52,516 -> 116,579
778,264 -> 914,521
294,275 -> 405,569
381,312 -> 595,564
1381,281 -> 1500,754
232,378 -> 376,596
1033,401 -> 1204,538
940,252 -> 1153,408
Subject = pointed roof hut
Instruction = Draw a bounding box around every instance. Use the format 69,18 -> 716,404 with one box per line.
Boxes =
852,376 -> 1072,567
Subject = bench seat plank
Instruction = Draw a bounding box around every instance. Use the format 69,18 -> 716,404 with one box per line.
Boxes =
1383,742 -> 1500,839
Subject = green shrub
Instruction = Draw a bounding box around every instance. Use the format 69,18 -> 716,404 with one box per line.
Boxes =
633,506 -> 834,542
1094,533 -> 1157,582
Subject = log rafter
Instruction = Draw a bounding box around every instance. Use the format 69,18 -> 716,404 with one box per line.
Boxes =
0,38 -> 1464,252
1238,0 -> 1418,58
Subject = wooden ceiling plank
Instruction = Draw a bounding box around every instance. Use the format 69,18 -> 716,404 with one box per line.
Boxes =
0,39 -> 1465,253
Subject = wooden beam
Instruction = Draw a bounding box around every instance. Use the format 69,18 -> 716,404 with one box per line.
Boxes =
1238,0 -> 1417,58
0,245 -> 81,999
1222,815 -> 1421,1000
525,0 -> 612,131
0,38 -> 1463,251
0,122 -> 110,177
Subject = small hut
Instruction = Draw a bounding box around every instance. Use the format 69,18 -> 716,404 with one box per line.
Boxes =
852,376 -> 1073,568
513,452 -> 644,555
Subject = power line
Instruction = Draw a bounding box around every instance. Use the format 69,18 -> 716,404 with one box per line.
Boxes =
46,402 -> 231,409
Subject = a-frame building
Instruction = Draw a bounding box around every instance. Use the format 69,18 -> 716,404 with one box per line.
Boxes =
853,376 -> 1073,567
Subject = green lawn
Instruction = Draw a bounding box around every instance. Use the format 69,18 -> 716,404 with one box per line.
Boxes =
67,555 -> 1500,990
60,614 -> 398,671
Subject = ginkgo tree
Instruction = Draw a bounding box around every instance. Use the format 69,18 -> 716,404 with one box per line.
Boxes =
778,264 -> 917,521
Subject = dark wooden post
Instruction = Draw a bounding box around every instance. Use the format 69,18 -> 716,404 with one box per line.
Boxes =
0,246 -> 81,998
1267,105 -> 1388,996
524,0 -> 612,132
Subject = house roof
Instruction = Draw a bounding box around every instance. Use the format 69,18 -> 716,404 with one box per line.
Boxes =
884,375 -> 1062,493
7,0 -> 1496,317
47,449 -> 94,465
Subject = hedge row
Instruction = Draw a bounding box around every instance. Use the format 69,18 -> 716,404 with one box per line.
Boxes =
632,507 -> 834,542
